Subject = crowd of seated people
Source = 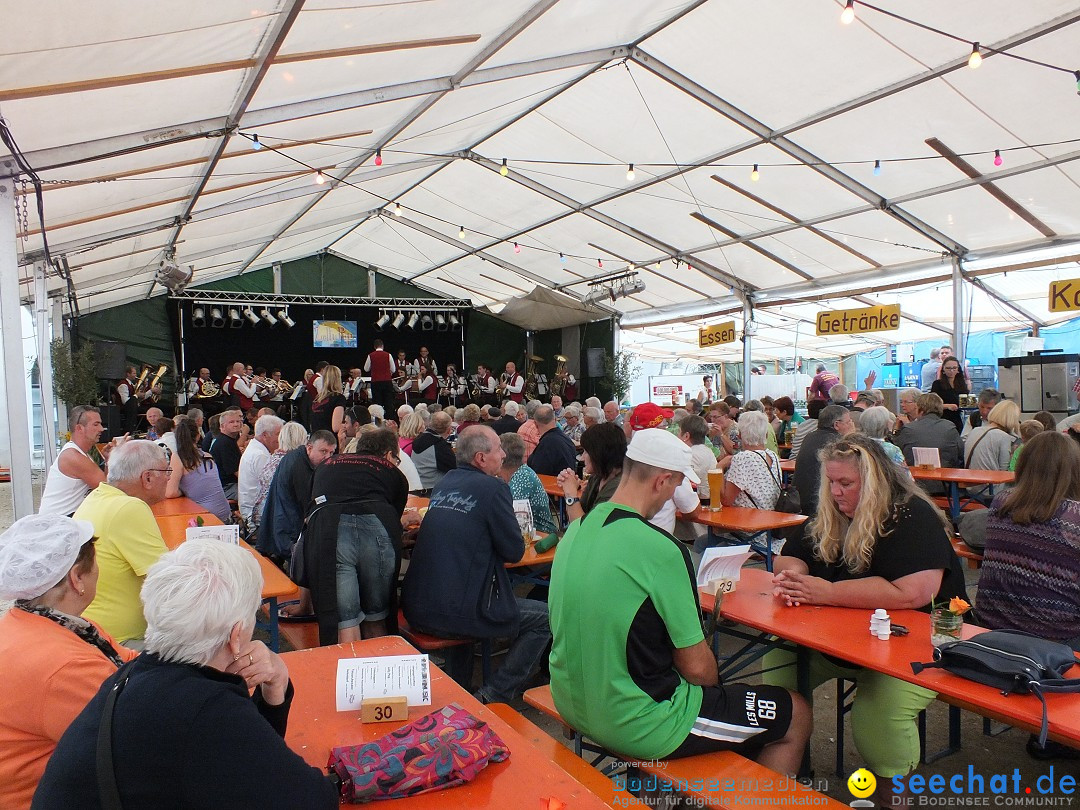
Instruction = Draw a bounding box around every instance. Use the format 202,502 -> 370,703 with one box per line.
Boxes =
13,373 -> 1080,809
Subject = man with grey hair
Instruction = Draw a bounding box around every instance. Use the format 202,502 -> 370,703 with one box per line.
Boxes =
962,388 -> 1001,440
397,403 -> 414,423
603,401 -> 623,427
403,425 -> 551,703
210,407 -> 244,500
828,384 -> 851,407
238,414 -> 284,524
921,347 -> 942,392
583,406 -> 603,429
793,404 -> 855,517
493,400 -> 521,435
585,396 -> 603,412
561,406 -> 585,444
74,440 -> 171,644
528,404 -> 577,476
412,411 -> 457,492
39,405 -> 111,516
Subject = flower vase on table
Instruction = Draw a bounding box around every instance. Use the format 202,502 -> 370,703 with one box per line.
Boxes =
930,597 -> 970,648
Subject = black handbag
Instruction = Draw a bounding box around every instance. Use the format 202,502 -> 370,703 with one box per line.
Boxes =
910,629 -> 1080,746
748,451 -> 801,514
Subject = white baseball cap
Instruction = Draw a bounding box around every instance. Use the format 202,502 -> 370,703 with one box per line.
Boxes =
0,515 -> 95,600
625,428 -> 700,484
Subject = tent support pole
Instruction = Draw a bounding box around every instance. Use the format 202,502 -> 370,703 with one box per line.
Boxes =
52,297 -> 67,437
742,297 -> 753,402
952,257 -> 966,361
34,262 -> 57,473
0,174 -> 35,517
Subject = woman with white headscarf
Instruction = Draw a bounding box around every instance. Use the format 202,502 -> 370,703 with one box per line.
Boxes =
0,515 -> 136,810
33,540 -> 337,809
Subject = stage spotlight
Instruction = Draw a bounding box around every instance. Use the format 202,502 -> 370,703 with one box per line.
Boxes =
391,312 -> 405,329
277,309 -> 295,329
192,306 -> 206,327
375,312 -> 390,330
407,312 -> 419,330
435,313 -> 448,331
448,313 -> 460,329
210,307 -> 225,328
228,307 -> 243,328
420,313 -> 434,331
261,309 -> 277,326
243,307 -> 260,325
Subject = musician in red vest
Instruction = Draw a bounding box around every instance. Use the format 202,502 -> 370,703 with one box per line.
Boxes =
222,362 -> 256,411
418,363 -> 438,404
502,361 -> 525,404
364,339 -> 397,413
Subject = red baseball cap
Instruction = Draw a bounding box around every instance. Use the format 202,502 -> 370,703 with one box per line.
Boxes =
629,402 -> 675,431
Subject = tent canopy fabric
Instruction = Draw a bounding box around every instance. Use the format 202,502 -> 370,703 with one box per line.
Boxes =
6,0 -> 1080,359
481,285 -> 611,330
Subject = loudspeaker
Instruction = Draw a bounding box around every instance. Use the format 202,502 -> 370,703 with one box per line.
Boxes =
93,341 -> 128,379
586,348 -> 607,378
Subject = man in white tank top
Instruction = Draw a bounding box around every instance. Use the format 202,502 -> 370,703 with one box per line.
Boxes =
38,406 -> 116,516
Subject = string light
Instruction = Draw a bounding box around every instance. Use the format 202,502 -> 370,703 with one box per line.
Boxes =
840,0 -> 855,25
750,164 -> 760,182
393,202 -> 403,216
458,225 -> 466,240
1075,70 -> 1080,95
251,134 -> 262,151
626,163 -> 635,182
873,159 -> 881,176
500,158 -> 509,177
315,171 -> 326,185
374,149 -> 383,167
993,149 -> 1003,167
559,253 -> 566,264
968,43 -> 982,69
513,242 -> 521,253
597,258 -> 603,268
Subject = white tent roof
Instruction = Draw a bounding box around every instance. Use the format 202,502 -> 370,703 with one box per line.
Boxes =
6,0 -> 1080,358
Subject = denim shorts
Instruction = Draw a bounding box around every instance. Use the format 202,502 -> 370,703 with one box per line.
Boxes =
336,513 -> 396,629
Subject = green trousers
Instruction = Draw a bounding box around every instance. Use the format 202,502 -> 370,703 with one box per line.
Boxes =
763,647 -> 936,777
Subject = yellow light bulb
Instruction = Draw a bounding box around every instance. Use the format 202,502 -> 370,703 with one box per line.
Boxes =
840,1 -> 855,24
315,171 -> 326,185
968,43 -> 982,69
500,158 -> 509,177
750,164 -> 760,182
626,163 -> 635,182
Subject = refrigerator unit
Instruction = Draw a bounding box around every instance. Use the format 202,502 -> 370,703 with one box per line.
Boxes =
997,353 -> 1080,420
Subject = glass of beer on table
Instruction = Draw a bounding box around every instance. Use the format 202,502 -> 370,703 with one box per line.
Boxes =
708,469 -> 725,511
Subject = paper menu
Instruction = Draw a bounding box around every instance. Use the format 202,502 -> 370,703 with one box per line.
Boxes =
696,545 -> 754,589
184,525 -> 240,544
336,655 -> 432,712
912,447 -> 941,468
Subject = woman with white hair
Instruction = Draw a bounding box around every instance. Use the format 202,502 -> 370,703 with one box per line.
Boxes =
33,540 -> 338,808
858,406 -> 907,468
252,421 -> 309,530
0,515 -> 136,810
721,411 -> 782,511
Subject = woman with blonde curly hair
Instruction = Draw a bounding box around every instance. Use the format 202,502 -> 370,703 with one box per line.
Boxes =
764,434 -> 967,789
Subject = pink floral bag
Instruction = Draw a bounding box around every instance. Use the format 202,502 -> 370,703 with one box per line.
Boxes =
327,703 -> 511,803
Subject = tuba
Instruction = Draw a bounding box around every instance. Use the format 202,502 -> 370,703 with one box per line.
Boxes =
549,354 -> 569,398
523,354 -> 543,402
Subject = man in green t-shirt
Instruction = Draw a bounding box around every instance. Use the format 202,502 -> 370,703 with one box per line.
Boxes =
549,428 -> 809,771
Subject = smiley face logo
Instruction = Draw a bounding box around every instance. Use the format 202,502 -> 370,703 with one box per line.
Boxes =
847,768 -> 876,799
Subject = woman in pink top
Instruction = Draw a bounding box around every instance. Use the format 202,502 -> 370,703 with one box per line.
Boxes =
0,515 -> 136,810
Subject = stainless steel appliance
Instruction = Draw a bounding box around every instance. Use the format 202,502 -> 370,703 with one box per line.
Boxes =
998,352 -> 1080,419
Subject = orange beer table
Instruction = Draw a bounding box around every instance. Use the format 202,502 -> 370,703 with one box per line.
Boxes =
684,507 -> 807,571
151,495 -> 215,518
909,467 -> 1014,520
154,512 -> 299,651
282,638 -> 613,809
700,569 -> 1080,750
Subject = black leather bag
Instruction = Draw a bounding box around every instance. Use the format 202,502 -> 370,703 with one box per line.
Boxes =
749,451 -> 801,514
911,629 -> 1080,746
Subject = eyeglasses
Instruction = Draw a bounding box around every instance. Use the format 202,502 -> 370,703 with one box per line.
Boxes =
149,468 -> 172,475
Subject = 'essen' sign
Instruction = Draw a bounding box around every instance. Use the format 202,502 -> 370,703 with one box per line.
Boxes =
816,304 -> 901,336
698,321 -> 737,348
